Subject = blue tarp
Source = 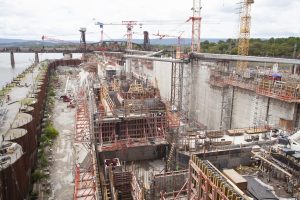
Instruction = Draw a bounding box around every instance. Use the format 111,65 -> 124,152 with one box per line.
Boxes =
272,73 -> 282,78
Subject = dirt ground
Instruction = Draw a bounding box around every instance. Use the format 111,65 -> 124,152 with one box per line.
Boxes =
48,70 -> 77,199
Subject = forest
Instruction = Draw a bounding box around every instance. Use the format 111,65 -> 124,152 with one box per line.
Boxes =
200,37 -> 300,58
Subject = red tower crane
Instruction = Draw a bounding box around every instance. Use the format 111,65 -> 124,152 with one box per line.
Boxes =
122,21 -> 138,50
187,0 -> 202,52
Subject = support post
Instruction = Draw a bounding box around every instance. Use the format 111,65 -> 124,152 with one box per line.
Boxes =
63,53 -> 73,59
229,87 -> 235,129
10,51 -> 15,68
34,52 -> 39,64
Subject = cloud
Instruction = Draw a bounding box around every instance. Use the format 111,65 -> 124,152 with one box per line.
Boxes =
0,0 -> 299,41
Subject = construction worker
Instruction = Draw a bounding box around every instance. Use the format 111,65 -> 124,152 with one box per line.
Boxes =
6,94 -> 10,102
296,84 -> 300,98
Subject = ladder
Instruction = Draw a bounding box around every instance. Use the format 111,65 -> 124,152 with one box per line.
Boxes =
253,95 -> 259,127
167,129 -> 178,171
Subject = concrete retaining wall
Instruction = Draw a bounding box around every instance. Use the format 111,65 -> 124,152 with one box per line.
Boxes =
195,147 -> 253,169
98,144 -> 167,162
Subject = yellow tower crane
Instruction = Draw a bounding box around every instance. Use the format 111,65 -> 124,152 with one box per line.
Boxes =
237,0 -> 254,74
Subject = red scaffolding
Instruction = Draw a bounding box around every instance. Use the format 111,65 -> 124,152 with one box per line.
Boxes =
75,90 -> 90,143
74,89 -> 98,200
73,159 -> 97,200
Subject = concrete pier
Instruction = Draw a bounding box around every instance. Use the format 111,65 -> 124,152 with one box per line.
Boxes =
10,51 -> 15,68
34,52 -> 39,64
63,53 -> 72,59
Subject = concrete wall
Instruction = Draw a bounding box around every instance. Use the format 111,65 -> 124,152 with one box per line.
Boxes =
195,147 -> 253,169
152,170 -> 188,200
128,61 -> 297,130
230,89 -> 265,128
98,144 -> 167,162
268,99 -> 296,127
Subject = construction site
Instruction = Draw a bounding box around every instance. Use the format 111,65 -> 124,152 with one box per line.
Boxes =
1,0 -> 300,200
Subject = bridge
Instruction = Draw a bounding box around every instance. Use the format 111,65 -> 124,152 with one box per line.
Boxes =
2,44 -> 300,68
0,47 -> 90,53
0,40 -> 146,67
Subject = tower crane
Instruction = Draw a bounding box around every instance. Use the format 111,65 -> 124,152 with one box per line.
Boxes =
93,21 -> 141,50
95,22 -> 104,43
93,19 -> 191,50
153,31 -> 184,59
123,21 -> 138,50
237,0 -> 254,73
79,28 -> 87,50
187,0 -> 202,52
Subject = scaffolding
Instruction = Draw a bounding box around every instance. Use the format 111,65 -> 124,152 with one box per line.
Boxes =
75,90 -> 90,143
74,89 -> 98,200
100,165 -> 145,200
208,70 -> 300,103
95,76 -> 168,152
74,155 -> 97,200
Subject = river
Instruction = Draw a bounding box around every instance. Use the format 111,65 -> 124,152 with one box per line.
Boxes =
0,53 -> 82,88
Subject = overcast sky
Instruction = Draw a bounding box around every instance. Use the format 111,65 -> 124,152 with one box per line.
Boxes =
0,0 -> 299,42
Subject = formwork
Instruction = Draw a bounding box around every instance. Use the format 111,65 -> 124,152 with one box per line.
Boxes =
187,155 -> 250,200
95,77 -> 169,160
100,165 -> 145,200
152,170 -> 188,200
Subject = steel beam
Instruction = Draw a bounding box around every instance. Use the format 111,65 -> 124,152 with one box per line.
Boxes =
124,54 -> 187,63
125,49 -> 156,55
191,52 -> 300,65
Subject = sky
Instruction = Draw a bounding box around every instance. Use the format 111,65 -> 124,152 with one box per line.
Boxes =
0,0 -> 299,42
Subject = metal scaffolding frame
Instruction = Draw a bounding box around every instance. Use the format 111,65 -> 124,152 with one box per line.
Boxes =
208,70 -> 300,103
170,62 -> 184,110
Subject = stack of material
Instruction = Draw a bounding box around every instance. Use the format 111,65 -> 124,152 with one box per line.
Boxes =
227,129 -> 245,136
222,169 -> 248,191
246,127 -> 268,134
206,130 -> 224,138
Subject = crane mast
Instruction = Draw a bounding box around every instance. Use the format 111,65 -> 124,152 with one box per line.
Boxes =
190,0 -> 202,52
122,21 -> 137,50
237,0 -> 254,73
